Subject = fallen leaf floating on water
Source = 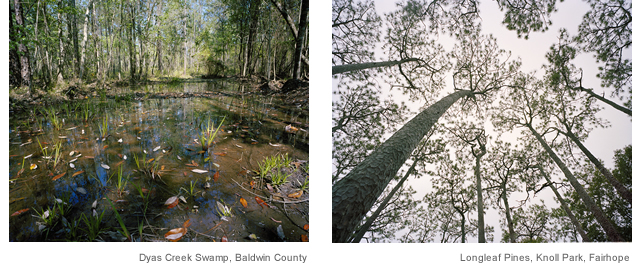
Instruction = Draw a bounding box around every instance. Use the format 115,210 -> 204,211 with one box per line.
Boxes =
58,136 -> 68,139
165,196 -> 179,209
277,225 -> 285,240
270,217 -> 282,223
177,155 -> 182,160
191,169 -> 208,174
285,124 -> 299,133
213,152 -> 227,156
69,163 -> 75,169
103,145 -> 108,150
254,197 -> 269,209
301,235 -> 309,242
249,234 -> 258,240
179,196 -> 187,204
213,171 -> 220,182
183,171 -> 188,177
16,168 -> 24,177
234,144 -> 242,148
92,200 -> 98,209
66,126 -> 77,130
123,155 -> 127,160
239,198 -> 248,208
288,190 -> 303,199
118,138 -> 123,143
118,154 -> 123,158
24,154 -> 33,159
269,142 -> 282,147
69,151 -> 75,156
304,224 -> 309,231
11,208 -> 30,217
153,146 -> 161,152
221,236 -> 228,242
52,172 -> 66,181
146,158 -> 154,163
85,155 -> 95,159
69,158 -> 78,163
197,150 -> 205,154
211,162 -> 220,168
76,187 -> 87,194
249,181 -> 255,189
185,160 -> 199,167
101,163 -> 110,170
72,170 -> 84,177
30,164 -> 37,170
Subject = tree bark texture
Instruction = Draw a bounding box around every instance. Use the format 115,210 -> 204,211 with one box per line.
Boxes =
350,158 -> 418,243
474,151 -> 486,243
528,126 -> 624,241
332,58 -> 421,75
333,89 -> 472,243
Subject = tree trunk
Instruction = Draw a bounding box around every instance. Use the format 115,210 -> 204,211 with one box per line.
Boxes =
269,0 -> 309,68
80,1 -> 93,80
13,0 -> 32,91
292,0 -> 308,80
575,86 -> 631,116
501,187 -> 516,243
69,0 -> 80,78
333,89 -> 473,243
474,150 -> 486,243
351,158 -> 418,243
332,58 -> 421,75
562,128 -> 631,204
528,126 -> 624,241
57,0 -> 66,84
128,2 -> 137,81
537,165 -> 591,242
9,5 -> 22,87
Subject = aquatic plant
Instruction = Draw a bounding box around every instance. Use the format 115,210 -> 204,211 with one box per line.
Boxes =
270,169 -> 291,186
216,199 -> 233,218
109,165 -> 129,197
51,141 -> 63,168
80,209 -> 106,241
44,107 -> 62,130
62,216 -> 82,241
300,176 -> 309,192
82,100 -> 92,121
107,198 -> 131,241
98,116 -> 109,139
199,116 -> 225,151
180,180 -> 198,198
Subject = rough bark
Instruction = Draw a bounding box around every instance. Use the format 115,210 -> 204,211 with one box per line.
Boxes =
332,58 -> 421,75
292,0 -> 308,79
537,165 -> 591,242
528,126 -> 624,241
350,158 -> 418,243
562,129 -> 631,204
333,89 -> 473,243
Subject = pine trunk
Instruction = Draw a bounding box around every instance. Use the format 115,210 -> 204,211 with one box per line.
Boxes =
333,89 -> 472,242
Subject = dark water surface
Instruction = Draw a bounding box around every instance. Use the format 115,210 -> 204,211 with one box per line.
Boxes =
9,80 -> 309,242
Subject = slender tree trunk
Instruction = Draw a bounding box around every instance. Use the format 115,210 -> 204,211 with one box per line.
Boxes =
537,165 -> 591,242
80,1 -> 93,80
269,0 -> 309,68
500,187 -> 516,243
13,0 -> 31,91
292,0 -> 308,79
9,5 -> 22,87
474,149 -> 486,243
128,2 -> 136,81
562,128 -> 631,204
69,0 -> 80,78
332,58 -> 421,75
333,89 -> 473,242
528,126 -> 624,241
57,0 -> 66,84
351,158 -> 418,243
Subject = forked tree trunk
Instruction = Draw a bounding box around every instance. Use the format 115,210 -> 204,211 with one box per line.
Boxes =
333,89 -> 473,243
528,126 -> 624,241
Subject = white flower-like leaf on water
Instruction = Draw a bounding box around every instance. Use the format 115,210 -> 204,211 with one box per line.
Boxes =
43,210 -> 50,219
164,196 -> 179,206
76,187 -> 87,194
179,196 -> 187,204
93,209 -> 98,217
277,225 -> 285,240
211,162 -> 220,168
82,129 -> 85,134
55,198 -> 63,204
70,163 -> 75,169
221,216 -> 229,222
235,144 -> 242,148
249,234 -> 258,240
101,163 -> 110,169
153,146 -> 161,152
143,149 -> 147,154
24,154 -> 33,159
69,158 -> 78,163
69,151 -> 75,156
177,155 -> 182,160
123,155 -> 127,160
92,200 -> 98,209
118,138 -> 123,143
191,169 -> 208,174
137,137 -> 141,140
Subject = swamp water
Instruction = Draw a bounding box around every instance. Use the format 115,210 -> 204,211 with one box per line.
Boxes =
9,80 -> 309,242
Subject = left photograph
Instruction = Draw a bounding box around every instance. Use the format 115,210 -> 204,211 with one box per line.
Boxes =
9,0 -> 309,242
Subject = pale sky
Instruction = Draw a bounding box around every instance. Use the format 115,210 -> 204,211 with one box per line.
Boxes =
333,0 -> 631,242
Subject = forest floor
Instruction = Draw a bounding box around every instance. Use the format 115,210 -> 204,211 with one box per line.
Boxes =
9,76 -> 309,115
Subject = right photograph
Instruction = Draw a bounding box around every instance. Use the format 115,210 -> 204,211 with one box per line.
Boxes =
332,0 -> 631,243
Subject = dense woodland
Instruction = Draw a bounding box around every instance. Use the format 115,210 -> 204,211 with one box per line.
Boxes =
332,0 -> 631,243
9,0 -> 309,93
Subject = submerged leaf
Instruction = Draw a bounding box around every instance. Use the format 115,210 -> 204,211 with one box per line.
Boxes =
255,197 -> 268,209
101,163 -> 110,170
164,196 -> 179,208
76,187 -> 87,194
11,208 -> 30,217
303,224 -> 309,231
52,172 -> 66,181
153,146 -> 161,152
221,236 -> 228,242
239,198 -> 248,208
213,171 -> 220,182
30,164 -> 37,170
164,228 -> 187,242
213,152 -> 227,156
72,170 -> 84,177
301,235 -> 309,242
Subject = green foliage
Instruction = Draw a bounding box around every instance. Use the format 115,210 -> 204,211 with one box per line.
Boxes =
205,55 -> 227,77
